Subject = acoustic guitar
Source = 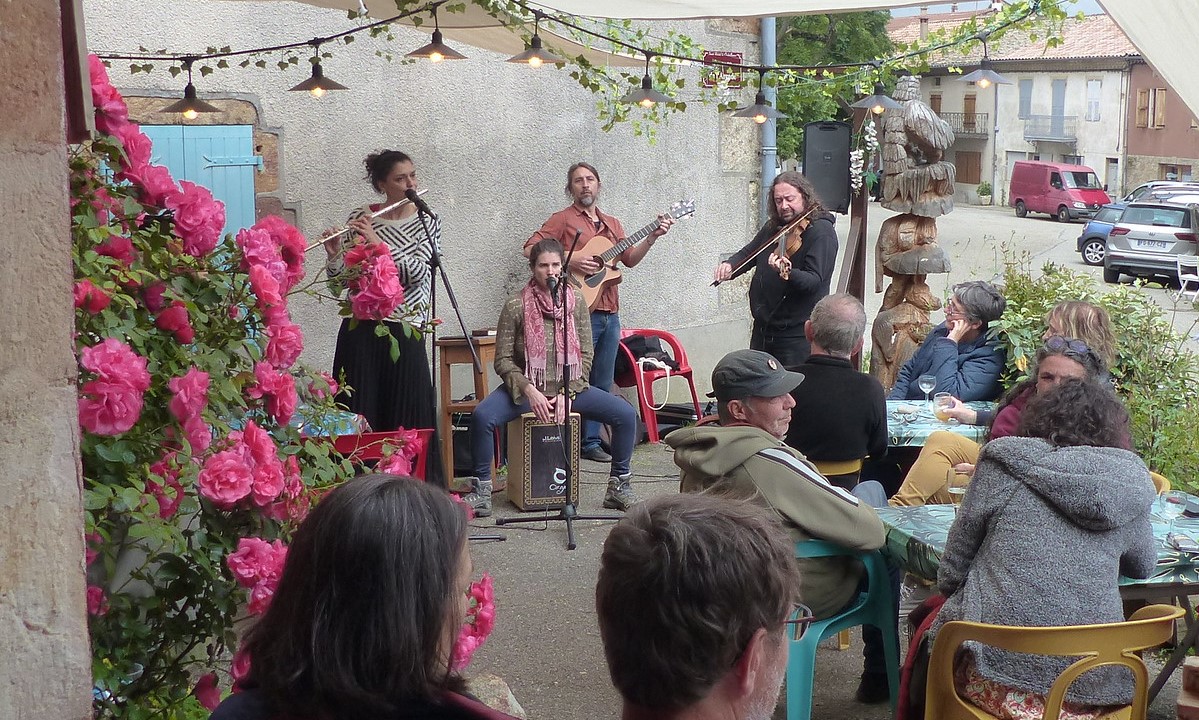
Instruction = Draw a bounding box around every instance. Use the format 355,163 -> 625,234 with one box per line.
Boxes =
570,198 -> 696,310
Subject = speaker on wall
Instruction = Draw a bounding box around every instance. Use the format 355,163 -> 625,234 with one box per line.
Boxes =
801,121 -> 852,214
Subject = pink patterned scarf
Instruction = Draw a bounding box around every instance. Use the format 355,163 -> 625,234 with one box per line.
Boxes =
520,279 -> 581,389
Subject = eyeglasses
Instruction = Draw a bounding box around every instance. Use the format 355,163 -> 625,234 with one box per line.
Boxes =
784,603 -> 815,641
1044,335 -> 1091,354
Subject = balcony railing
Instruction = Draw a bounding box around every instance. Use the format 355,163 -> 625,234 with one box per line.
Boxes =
1023,114 -> 1078,142
941,112 -> 989,137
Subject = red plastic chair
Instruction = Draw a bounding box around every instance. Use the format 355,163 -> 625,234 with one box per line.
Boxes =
614,328 -> 703,443
331,428 -> 434,480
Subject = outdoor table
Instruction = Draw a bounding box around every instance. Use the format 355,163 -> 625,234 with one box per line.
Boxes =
886,399 -> 993,448
876,500 -> 1199,701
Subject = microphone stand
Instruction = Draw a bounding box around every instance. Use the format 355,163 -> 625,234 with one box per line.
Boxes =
496,238 -> 620,550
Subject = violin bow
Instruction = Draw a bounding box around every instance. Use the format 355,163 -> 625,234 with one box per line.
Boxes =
711,208 -> 817,287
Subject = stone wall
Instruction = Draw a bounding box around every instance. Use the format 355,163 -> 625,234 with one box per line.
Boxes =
0,0 -> 93,717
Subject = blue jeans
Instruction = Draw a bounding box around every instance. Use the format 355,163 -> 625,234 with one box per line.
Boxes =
584,311 -> 622,451
469,386 -> 636,483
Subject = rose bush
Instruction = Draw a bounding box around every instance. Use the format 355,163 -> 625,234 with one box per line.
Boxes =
79,56 -> 364,719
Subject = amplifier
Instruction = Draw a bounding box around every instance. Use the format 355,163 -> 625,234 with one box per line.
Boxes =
506,412 -> 581,511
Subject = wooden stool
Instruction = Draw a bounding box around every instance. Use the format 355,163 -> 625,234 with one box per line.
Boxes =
435,335 -> 497,488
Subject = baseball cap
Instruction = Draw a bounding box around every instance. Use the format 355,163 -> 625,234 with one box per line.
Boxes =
708,349 -> 804,401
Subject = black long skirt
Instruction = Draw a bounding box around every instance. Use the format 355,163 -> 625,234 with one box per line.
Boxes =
331,318 -> 446,487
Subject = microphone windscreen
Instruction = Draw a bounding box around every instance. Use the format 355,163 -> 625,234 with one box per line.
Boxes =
547,276 -> 559,292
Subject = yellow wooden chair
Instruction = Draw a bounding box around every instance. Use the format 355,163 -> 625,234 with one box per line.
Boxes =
1149,472 -> 1170,494
809,458 -> 867,652
925,604 -> 1184,720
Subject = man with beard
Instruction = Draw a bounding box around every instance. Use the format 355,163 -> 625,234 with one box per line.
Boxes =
526,162 -> 673,506
713,172 -> 838,368
595,492 -> 805,720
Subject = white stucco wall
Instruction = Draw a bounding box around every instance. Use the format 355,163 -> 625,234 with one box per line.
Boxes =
84,0 -> 762,396
994,69 -> 1127,202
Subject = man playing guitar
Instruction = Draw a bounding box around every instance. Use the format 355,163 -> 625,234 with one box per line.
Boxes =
525,162 -> 674,469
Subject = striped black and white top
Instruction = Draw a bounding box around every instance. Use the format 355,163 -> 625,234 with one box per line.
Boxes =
327,205 -> 441,322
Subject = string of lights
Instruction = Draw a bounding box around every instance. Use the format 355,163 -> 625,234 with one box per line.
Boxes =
94,0 -> 1041,120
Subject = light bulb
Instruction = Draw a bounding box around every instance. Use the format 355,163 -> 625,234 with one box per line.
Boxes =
977,77 -> 992,89
310,86 -> 326,98
639,98 -> 656,109
430,52 -> 444,63
529,56 -> 543,68
871,102 -> 886,115
753,113 -> 768,124
183,108 -> 199,120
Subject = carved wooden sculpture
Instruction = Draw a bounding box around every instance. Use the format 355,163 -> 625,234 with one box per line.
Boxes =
872,75 -> 955,392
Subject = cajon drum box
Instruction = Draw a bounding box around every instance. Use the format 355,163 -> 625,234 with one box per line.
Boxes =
507,412 -> 581,510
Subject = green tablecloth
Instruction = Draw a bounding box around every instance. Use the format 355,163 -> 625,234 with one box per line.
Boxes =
886,400 -> 992,448
876,500 -> 1199,589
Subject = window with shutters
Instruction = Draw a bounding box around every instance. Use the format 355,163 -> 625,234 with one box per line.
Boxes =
1018,79 -> 1033,119
956,151 -> 982,185
1151,88 -> 1167,128
930,93 -> 942,114
1085,80 -> 1101,122
1136,89 -> 1149,128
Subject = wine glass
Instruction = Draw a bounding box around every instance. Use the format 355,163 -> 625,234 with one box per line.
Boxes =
1159,490 -> 1189,535
946,469 -> 970,513
917,374 -> 937,413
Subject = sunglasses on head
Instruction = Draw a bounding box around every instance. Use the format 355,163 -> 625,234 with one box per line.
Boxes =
1044,335 -> 1091,354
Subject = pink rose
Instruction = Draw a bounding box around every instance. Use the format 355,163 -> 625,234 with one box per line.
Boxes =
114,123 -> 153,172
155,301 -> 195,344
247,363 -> 296,425
74,279 -> 111,313
378,452 -> 413,477
309,371 -> 338,399
164,181 -> 225,257
78,379 -> 144,435
85,531 -> 103,566
97,235 -> 136,266
88,55 -> 129,136
80,338 -> 150,390
344,243 -> 404,320
264,320 -> 303,370
253,216 -> 307,290
87,585 -> 110,616
230,646 -> 252,685
283,456 -> 302,499
168,368 -> 209,421
248,264 -> 283,312
126,163 -> 177,207
147,453 -> 184,519
89,187 -> 124,225
240,421 -> 286,506
247,580 -> 277,616
182,414 -> 212,453
142,282 -> 168,313
88,54 -> 112,87
236,227 -> 286,285
197,449 -> 254,508
193,673 -> 221,711
226,537 -> 279,587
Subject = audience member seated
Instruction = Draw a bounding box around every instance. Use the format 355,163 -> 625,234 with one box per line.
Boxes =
888,280 -> 1007,402
931,378 -> 1156,718
209,475 -> 516,720
596,493 -> 804,720
785,293 -> 887,490
890,335 -> 1109,506
667,349 -> 892,704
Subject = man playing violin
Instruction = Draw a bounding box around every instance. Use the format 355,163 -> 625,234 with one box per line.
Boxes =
525,162 -> 674,468
714,172 -> 838,368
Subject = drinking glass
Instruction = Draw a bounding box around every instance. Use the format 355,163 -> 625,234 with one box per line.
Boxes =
946,469 -> 970,514
917,374 -> 937,412
1159,490 -> 1189,534
933,392 -> 955,423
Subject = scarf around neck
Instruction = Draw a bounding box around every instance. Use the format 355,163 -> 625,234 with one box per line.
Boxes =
520,278 -> 581,389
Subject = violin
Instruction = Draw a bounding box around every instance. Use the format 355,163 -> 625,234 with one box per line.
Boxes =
770,208 -> 816,280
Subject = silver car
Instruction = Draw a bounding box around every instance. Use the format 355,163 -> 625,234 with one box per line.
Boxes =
1103,200 -> 1199,284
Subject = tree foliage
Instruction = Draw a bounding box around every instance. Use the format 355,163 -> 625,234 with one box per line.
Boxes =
774,11 -> 894,160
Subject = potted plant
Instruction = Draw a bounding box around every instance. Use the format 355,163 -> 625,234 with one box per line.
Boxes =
977,181 -> 993,205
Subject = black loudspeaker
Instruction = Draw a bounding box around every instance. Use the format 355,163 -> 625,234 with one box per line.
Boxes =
802,121 -> 852,214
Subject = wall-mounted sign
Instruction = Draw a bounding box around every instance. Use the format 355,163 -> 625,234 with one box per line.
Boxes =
701,51 -> 745,89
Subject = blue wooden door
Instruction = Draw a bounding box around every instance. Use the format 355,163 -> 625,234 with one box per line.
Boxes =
141,125 -> 260,239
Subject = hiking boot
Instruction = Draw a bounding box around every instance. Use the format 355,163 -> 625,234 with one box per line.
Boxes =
603,475 -> 637,511
854,673 -> 890,704
461,478 -> 493,518
581,446 -> 613,463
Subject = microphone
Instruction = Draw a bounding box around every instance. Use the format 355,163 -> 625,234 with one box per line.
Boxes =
547,276 -> 559,293
404,188 -> 438,220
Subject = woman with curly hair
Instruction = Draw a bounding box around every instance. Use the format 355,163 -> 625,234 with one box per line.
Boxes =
931,378 -> 1156,719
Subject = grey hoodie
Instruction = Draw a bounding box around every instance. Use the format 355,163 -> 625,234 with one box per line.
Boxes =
666,424 -> 885,619
933,435 -> 1158,705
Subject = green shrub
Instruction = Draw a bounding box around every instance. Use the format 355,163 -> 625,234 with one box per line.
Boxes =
977,181 -> 993,197
994,257 -> 1199,489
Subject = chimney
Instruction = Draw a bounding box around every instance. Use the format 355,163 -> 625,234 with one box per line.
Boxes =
951,3 -> 958,10
991,0 -> 1004,11
919,16 -> 929,40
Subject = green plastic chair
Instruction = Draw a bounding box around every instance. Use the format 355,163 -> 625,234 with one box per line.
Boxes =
785,539 -> 900,720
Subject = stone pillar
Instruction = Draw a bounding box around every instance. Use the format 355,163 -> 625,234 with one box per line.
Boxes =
0,0 -> 93,717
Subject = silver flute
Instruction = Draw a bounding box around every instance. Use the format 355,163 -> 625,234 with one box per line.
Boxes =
304,188 -> 429,252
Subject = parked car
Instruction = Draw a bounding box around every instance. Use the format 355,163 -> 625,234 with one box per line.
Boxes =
1121,181 -> 1199,203
1009,160 -> 1111,222
1076,203 -> 1126,266
1103,200 -> 1199,284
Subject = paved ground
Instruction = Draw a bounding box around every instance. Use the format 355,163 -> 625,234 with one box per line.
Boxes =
464,203 -> 1195,719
